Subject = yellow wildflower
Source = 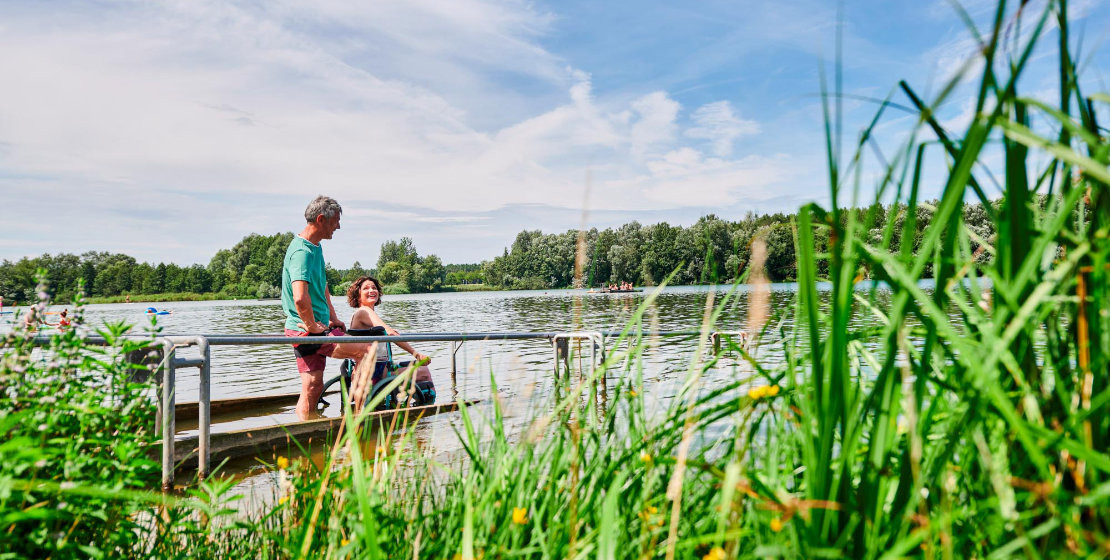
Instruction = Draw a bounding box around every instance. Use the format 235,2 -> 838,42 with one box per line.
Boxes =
770,517 -> 784,532
748,385 -> 781,400
702,547 -> 726,560
629,389 -> 638,397
278,496 -> 288,505
512,507 -> 527,525
341,538 -> 350,546
641,452 -> 653,464
640,505 -> 663,528
276,456 -> 289,470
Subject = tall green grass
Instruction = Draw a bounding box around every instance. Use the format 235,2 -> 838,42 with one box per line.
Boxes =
262,0 -> 1108,556
2,0 -> 1107,557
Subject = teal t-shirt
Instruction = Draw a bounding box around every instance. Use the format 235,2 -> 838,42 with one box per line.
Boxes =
281,236 -> 331,332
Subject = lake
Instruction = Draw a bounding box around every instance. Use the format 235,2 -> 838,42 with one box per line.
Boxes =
4,281 -> 913,490
12,284 -> 821,398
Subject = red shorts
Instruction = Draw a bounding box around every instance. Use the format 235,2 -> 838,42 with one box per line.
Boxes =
286,328 -> 346,373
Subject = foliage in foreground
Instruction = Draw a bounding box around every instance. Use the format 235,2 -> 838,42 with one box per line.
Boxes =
0,280 -> 160,557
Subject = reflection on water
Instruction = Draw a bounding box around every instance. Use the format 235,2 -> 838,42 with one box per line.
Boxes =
5,283 -> 929,493
17,286 -> 812,402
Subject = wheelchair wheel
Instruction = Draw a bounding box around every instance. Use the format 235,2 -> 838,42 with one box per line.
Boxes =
365,375 -> 400,411
410,380 -> 437,406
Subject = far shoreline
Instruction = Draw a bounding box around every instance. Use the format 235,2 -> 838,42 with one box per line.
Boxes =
82,284 -> 500,305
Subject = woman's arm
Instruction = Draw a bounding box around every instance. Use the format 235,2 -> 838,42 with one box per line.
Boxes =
388,328 -> 427,362
360,306 -> 429,363
378,320 -> 429,363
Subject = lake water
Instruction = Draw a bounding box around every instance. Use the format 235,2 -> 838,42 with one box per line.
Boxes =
3,282 -> 915,491
13,284 -> 825,400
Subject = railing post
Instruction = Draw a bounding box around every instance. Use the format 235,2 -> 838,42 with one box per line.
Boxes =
450,340 -> 463,399
551,331 -> 605,387
710,331 -> 748,356
154,368 -> 162,439
594,333 -> 607,399
196,336 -> 211,480
160,338 -> 176,491
551,337 -> 569,381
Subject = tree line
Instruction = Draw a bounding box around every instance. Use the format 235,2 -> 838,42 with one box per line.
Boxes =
0,232 -> 453,303
480,199 -> 1006,289
0,200 -> 1009,303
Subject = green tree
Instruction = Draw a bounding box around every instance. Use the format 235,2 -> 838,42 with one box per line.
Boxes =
378,261 -> 406,286
377,238 -> 418,270
184,264 -> 212,293
144,263 -> 167,294
641,222 -> 681,285
93,254 -> 137,296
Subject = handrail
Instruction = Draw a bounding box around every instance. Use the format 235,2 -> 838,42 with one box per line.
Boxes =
14,328 -> 726,489
27,330 -> 707,346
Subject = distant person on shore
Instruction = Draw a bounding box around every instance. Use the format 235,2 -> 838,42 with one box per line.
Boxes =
22,306 -> 38,331
282,195 -> 375,420
346,275 -> 433,405
125,294 -> 131,304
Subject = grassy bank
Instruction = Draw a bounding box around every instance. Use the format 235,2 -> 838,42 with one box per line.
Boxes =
85,292 -> 240,304
378,283 -> 496,295
2,1 -> 1108,557
84,284 -> 495,304
442,283 -> 495,292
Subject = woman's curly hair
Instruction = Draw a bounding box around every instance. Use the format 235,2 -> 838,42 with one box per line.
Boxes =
346,276 -> 383,308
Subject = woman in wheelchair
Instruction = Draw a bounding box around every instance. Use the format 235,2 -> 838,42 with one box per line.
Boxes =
339,275 -> 436,410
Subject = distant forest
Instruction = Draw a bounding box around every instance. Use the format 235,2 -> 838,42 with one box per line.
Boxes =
454,197 -> 1004,290
1,199 -> 1008,303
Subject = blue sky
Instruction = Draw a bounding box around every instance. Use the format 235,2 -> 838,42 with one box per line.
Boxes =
0,0 -> 1106,267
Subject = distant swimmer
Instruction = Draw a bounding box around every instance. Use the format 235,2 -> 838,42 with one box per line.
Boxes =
45,309 -> 72,330
145,307 -> 172,315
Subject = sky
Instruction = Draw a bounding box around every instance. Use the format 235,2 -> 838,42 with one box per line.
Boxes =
0,0 -> 1107,267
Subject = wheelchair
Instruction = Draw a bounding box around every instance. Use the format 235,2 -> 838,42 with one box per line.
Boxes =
317,326 -> 436,412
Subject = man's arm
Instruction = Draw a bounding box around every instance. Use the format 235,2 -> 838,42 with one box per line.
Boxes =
325,290 -> 346,331
291,280 -> 327,334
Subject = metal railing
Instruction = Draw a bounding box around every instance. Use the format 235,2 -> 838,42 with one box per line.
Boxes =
25,328 -> 741,490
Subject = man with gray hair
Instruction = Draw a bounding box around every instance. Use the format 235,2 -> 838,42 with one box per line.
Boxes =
282,195 -> 374,419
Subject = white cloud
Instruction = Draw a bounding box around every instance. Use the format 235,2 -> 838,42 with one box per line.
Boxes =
629,151 -> 795,209
628,92 -> 681,159
0,0 -> 820,264
685,101 -> 760,157
345,207 -> 490,224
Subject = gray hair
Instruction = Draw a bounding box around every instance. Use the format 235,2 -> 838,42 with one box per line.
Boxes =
304,195 -> 342,223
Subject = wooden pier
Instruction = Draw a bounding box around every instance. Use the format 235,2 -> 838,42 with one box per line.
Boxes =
169,393 -> 476,471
